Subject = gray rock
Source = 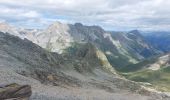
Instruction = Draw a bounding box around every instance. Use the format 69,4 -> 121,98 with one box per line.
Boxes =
0,83 -> 31,100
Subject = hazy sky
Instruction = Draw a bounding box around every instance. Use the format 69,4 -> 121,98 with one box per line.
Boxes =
0,0 -> 170,31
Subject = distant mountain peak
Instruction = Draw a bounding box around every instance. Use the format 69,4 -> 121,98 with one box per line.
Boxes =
0,22 -> 10,26
0,22 -> 20,36
127,30 -> 144,39
129,30 -> 140,33
74,23 -> 83,27
51,21 -> 62,25
0,22 -> 13,31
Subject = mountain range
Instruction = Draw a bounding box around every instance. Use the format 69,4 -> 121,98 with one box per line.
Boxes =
0,21 -> 170,99
0,22 -> 161,68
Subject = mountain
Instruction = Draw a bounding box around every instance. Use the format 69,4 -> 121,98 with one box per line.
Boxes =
109,30 -> 161,68
126,30 -> 160,58
143,31 -> 170,53
112,30 -> 160,59
1,31 -> 168,99
0,23 -> 20,36
116,31 -> 170,92
0,22 -> 161,68
0,22 -> 41,42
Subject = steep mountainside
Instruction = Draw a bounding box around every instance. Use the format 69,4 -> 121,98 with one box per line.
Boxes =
0,31 -> 169,100
143,31 -> 170,52
126,30 -> 160,58
111,30 -> 160,60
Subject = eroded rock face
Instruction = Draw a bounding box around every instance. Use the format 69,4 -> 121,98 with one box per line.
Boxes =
0,83 -> 32,100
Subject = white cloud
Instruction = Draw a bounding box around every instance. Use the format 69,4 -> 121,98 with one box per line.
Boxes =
21,11 -> 40,18
0,0 -> 170,31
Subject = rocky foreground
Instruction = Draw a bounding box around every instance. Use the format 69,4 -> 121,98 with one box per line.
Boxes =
0,32 -> 170,100
0,83 -> 31,100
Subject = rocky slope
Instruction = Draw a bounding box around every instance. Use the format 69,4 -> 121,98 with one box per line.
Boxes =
147,54 -> 170,71
0,31 -> 169,100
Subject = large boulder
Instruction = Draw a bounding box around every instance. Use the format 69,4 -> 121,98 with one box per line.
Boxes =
0,83 -> 32,100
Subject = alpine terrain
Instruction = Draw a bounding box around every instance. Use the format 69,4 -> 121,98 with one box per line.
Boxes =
0,21 -> 170,100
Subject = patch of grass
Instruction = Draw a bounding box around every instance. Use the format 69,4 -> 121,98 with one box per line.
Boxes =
122,66 -> 170,92
119,57 -> 158,72
107,54 -> 134,69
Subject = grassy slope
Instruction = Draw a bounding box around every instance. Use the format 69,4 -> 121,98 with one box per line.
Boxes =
122,66 -> 170,92
119,57 -> 158,72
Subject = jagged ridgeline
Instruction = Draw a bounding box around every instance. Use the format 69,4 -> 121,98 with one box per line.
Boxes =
0,22 -> 161,69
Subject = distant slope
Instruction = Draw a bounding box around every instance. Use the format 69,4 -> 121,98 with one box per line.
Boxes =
123,66 -> 170,92
144,31 -> 170,52
109,30 -> 161,68
121,53 -> 170,92
126,30 -> 160,58
121,53 -> 170,72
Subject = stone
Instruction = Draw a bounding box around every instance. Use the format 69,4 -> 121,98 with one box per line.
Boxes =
0,83 -> 32,100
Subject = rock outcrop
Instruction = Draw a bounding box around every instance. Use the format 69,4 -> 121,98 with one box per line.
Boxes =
0,83 -> 32,100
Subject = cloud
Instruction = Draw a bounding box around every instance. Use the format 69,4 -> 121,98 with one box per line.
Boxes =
0,0 -> 170,31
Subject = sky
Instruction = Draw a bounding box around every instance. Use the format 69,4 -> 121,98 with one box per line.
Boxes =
0,0 -> 170,31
